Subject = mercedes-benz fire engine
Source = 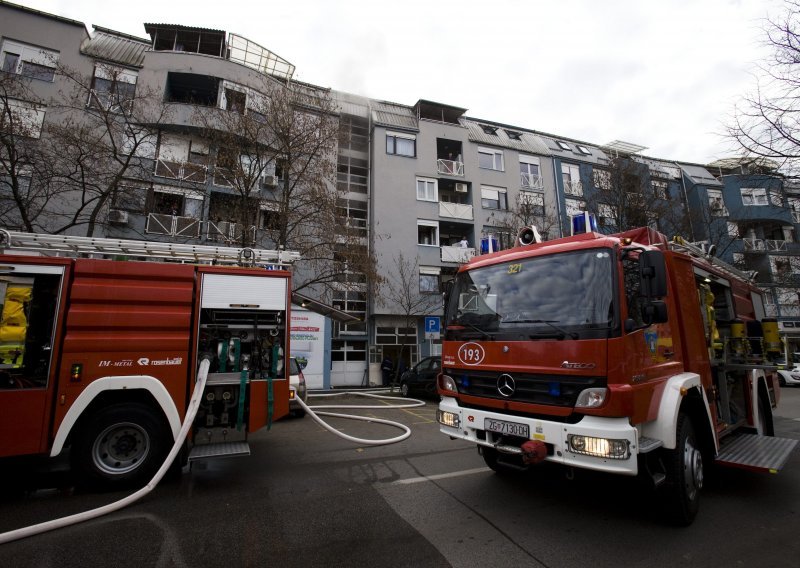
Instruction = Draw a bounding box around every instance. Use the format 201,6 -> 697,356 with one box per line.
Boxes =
437,221 -> 798,524
0,230 -> 298,488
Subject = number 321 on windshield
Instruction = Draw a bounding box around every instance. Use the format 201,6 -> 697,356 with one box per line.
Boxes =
507,263 -> 522,274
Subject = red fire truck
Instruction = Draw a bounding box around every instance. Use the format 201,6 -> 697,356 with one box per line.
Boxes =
437,221 -> 798,524
0,230 -> 298,488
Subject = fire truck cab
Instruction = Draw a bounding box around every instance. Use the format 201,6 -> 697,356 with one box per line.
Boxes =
437,221 -> 798,524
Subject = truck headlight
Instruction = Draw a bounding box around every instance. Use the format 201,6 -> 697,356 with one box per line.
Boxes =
437,410 -> 460,429
575,387 -> 608,408
438,373 -> 458,395
567,434 -> 629,459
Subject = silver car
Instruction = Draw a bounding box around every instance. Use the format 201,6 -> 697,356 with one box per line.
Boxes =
289,357 -> 308,417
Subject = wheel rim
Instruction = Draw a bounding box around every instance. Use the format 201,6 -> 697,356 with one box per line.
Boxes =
400,383 -> 409,396
91,421 -> 151,475
682,436 -> 703,501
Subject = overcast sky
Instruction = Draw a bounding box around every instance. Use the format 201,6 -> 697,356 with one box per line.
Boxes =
17,0 -> 786,163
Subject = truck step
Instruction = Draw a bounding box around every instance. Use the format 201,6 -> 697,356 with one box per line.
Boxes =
638,436 -> 663,453
715,433 -> 798,473
188,441 -> 251,462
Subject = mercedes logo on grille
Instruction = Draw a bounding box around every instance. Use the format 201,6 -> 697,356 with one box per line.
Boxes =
497,374 -> 516,398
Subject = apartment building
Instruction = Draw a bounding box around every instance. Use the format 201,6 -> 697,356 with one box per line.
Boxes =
3,1 -> 800,384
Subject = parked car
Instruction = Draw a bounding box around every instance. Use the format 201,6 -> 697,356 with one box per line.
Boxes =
289,357 -> 307,417
777,365 -> 800,387
399,356 -> 441,398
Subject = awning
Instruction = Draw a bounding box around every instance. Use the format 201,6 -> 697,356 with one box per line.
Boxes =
292,291 -> 361,323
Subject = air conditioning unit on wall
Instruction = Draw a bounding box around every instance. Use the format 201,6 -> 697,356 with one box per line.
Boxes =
454,183 -> 468,193
261,175 -> 278,189
108,209 -> 129,224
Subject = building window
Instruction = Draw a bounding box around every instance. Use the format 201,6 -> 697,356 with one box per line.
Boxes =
576,145 -> 591,155
89,64 -> 137,114
556,141 -> 571,151
652,180 -> 668,200
505,129 -> 522,140
741,187 -> 767,206
790,197 -> 800,223
419,267 -> 441,294
480,124 -> 498,135
708,189 -> 728,216
520,191 -> 544,216
416,177 -> 437,202
418,220 -> 439,246
519,155 -> 542,189
565,198 -> 584,218
593,169 -> 611,190
562,163 -> 582,196
331,340 -> 367,362
1,40 -> 58,82
727,222 -> 739,237
481,186 -> 508,210
598,203 -> 615,225
769,190 -> 783,207
386,131 -> 416,157
0,99 -> 46,139
478,147 -> 504,171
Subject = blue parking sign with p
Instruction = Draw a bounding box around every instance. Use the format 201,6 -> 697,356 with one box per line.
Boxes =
425,316 -> 440,336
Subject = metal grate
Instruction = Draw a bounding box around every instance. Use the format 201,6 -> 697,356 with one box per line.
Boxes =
715,434 -> 798,473
188,441 -> 251,462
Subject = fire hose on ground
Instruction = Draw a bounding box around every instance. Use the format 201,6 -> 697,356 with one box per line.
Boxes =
0,362 -> 426,544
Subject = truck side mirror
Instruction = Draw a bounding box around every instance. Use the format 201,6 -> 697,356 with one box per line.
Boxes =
639,250 -> 667,298
642,300 -> 668,325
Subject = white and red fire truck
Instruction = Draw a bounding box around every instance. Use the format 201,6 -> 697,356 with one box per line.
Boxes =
437,220 -> 798,524
0,230 -> 298,488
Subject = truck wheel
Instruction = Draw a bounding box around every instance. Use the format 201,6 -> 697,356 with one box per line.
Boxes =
758,391 -> 774,437
72,403 -> 171,489
400,382 -> 410,397
662,412 -> 702,525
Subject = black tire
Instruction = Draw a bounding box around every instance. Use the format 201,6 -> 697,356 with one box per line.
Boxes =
71,402 -> 171,489
661,412 -> 703,526
778,374 -> 787,387
481,446 -> 502,472
400,381 -> 410,397
758,390 -> 774,437
293,408 -> 307,418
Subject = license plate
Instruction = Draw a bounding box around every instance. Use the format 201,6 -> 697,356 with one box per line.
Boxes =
484,418 -> 529,438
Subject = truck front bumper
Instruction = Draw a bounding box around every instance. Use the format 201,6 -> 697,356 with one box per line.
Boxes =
438,396 -> 640,475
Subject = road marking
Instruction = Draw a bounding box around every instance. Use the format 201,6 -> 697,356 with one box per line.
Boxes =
392,467 -> 490,485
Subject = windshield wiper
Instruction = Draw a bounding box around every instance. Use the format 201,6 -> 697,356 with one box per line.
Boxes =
451,321 -> 496,340
505,319 -> 578,340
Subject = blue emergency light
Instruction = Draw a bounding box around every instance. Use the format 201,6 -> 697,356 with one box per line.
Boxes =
571,212 -> 598,235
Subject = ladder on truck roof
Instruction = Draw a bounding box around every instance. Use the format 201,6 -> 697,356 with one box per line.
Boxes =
668,237 -> 757,284
0,229 -> 301,268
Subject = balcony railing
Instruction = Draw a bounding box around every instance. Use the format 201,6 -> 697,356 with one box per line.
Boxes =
564,180 -> 583,196
439,201 -> 473,220
145,213 -> 202,238
520,173 -> 544,190
207,220 -> 256,244
154,159 -> 208,183
743,238 -> 765,251
441,246 -> 476,264
437,159 -> 464,177
766,239 -> 788,251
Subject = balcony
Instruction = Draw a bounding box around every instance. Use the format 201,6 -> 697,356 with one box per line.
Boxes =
743,238 -> 766,252
441,246 -> 476,264
207,220 -> 256,244
437,159 -> 464,177
766,239 -> 788,251
564,180 -> 583,196
520,173 -> 544,190
155,159 -> 208,183
145,213 -> 202,238
439,201 -> 473,221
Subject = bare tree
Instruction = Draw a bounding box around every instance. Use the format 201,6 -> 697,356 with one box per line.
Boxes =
727,1 -> 800,179
378,252 -> 440,386
193,79 -> 377,299
584,155 -> 670,233
1,61 -> 166,235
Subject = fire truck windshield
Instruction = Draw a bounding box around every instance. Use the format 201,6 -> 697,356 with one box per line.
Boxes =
445,249 -> 616,340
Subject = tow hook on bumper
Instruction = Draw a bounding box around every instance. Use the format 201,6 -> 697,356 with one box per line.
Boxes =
494,440 -> 548,465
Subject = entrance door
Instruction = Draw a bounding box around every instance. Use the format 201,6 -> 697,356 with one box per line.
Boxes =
329,340 -> 367,387
0,264 -> 65,457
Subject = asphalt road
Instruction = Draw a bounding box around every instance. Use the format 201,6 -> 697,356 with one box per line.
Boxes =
1,388 -> 799,568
